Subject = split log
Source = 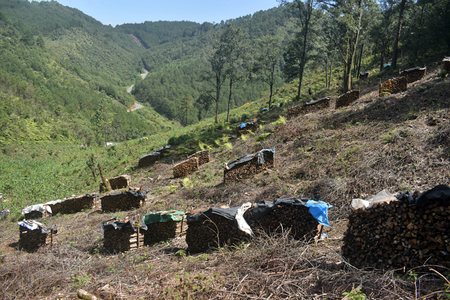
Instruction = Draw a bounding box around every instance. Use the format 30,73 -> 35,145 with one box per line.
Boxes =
379,77 -> 407,96
187,149 -> 210,166
400,67 -> 426,83
287,97 -> 331,119
223,149 -> 274,184
173,157 -> 199,178
101,190 -> 146,212
336,90 -> 360,108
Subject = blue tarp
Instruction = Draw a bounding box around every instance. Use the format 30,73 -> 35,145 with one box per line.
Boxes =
239,123 -> 247,129
305,200 -> 332,226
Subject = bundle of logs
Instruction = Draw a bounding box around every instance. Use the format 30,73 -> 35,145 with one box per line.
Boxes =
287,97 -> 331,119
342,197 -> 450,270
236,121 -> 258,136
144,220 -> 186,246
400,67 -> 426,83
18,221 -> 57,251
173,157 -> 199,178
101,189 -> 146,212
187,149 -> 210,166
336,90 -> 360,108
443,57 -> 450,73
103,222 -> 145,253
244,200 -> 320,240
138,152 -> 160,167
379,77 -> 408,96
223,149 -> 274,184
186,209 -> 251,253
106,175 -> 131,190
47,194 -> 97,215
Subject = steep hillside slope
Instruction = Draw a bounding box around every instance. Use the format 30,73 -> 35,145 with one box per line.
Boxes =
0,67 -> 449,299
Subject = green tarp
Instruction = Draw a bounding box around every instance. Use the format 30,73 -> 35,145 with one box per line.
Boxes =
143,210 -> 185,225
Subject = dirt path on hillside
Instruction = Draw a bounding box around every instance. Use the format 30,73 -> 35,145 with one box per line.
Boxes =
126,69 -> 149,112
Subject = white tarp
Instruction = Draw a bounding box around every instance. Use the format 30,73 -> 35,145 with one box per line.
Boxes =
22,204 -> 52,215
351,189 -> 397,209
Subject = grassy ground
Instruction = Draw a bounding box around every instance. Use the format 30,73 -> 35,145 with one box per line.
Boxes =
1,66 -> 450,299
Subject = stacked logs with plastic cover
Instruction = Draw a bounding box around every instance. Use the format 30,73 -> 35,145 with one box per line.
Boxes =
400,67 -> 426,83
187,149 -> 210,166
342,185 -> 450,270
107,175 -> 131,190
236,121 -> 258,136
443,57 -> 450,73
102,217 -> 145,252
223,149 -> 274,184
186,207 -> 251,253
18,221 -> 57,251
173,157 -> 199,178
287,98 -> 331,119
144,220 -> 186,245
335,90 -> 360,108
379,77 -> 408,96
47,194 -> 97,215
101,189 -> 146,212
244,198 -> 319,240
138,152 -> 160,167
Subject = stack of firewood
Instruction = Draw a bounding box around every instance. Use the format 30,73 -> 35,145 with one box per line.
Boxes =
18,221 -> 57,251
336,90 -> 360,108
101,189 -> 146,212
287,98 -> 331,119
102,218 -> 145,252
186,208 -> 251,253
236,122 -> 258,136
107,175 -> 131,190
342,197 -> 450,270
144,220 -> 186,245
156,145 -> 171,157
379,77 -> 408,96
187,149 -> 210,166
22,204 -> 51,219
138,152 -> 161,167
443,57 -> 450,73
400,67 -> 426,83
47,194 -> 97,215
223,150 -> 274,184
173,157 -> 199,178
244,200 -> 320,240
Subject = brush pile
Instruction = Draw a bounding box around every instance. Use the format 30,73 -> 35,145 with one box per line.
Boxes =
143,210 -> 186,245
400,67 -> 426,83
379,77 -> 408,96
107,175 -> 131,190
101,217 -> 146,252
336,90 -> 360,108
236,121 -> 258,136
187,149 -> 210,166
101,189 -> 146,212
173,157 -> 199,178
342,185 -> 450,270
186,205 -> 252,253
47,194 -> 97,215
287,97 -> 331,119
223,149 -> 274,184
138,152 -> 160,167
244,198 -> 330,240
18,220 -> 57,251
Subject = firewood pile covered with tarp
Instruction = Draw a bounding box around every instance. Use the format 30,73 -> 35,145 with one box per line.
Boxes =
223,149 -> 274,184
22,194 -> 97,218
142,210 -> 186,245
101,217 -> 146,253
236,121 -> 258,136
400,67 -> 426,83
244,198 -> 331,240
186,204 -> 253,253
187,149 -> 210,166
100,189 -> 146,212
18,220 -> 57,251
287,97 -> 331,119
342,185 -> 450,270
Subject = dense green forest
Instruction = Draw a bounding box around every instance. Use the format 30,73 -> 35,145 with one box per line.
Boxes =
0,0 -> 449,144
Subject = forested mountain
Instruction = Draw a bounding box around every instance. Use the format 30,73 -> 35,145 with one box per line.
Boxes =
0,0 -> 449,145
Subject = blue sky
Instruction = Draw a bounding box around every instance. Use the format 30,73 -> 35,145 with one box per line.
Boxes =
53,0 -> 279,26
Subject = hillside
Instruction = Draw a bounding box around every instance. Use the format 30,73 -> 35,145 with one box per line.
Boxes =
0,65 -> 449,299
